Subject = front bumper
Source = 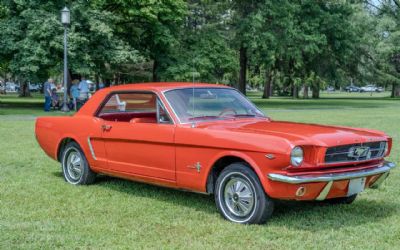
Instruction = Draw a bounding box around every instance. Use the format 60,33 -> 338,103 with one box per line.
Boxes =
267,161 -> 396,200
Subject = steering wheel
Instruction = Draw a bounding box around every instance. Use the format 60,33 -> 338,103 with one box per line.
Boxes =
219,108 -> 237,117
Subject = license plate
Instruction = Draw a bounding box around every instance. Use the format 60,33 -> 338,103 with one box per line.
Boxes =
347,177 -> 366,196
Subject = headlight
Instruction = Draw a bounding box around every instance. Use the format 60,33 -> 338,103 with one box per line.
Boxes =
291,146 -> 304,167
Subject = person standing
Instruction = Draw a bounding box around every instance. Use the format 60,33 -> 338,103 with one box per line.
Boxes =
78,76 -> 89,101
70,79 -> 80,111
43,78 -> 53,112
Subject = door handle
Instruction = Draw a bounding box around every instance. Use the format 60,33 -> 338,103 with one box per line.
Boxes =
101,124 -> 112,131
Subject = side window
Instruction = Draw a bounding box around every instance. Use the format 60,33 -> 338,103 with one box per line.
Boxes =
98,92 -> 171,124
101,93 -> 156,114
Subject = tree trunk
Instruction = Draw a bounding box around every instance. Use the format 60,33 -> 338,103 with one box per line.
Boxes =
95,74 -> 100,91
288,59 -> 297,98
238,45 -> 247,95
391,83 -> 400,97
19,80 -> 31,97
290,76 -> 299,98
303,84 -> 309,99
105,79 -> 111,87
391,83 -> 395,98
1,80 -> 5,95
312,82 -> 320,98
262,70 -> 273,99
1,74 -> 6,95
152,59 -> 159,82
292,84 -> 299,98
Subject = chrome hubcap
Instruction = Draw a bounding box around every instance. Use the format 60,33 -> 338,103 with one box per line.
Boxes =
224,177 -> 255,217
66,150 -> 83,181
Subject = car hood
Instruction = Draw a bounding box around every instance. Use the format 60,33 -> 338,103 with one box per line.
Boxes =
196,119 -> 388,147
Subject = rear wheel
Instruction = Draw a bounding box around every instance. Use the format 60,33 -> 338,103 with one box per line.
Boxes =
214,163 -> 274,224
61,141 -> 96,185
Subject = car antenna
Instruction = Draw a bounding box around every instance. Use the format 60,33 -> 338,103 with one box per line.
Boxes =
191,58 -> 196,128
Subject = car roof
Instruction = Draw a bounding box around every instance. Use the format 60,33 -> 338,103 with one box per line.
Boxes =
76,82 -> 233,116
106,82 -> 231,92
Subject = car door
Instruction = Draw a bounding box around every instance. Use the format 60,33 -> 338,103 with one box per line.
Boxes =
98,92 -> 176,181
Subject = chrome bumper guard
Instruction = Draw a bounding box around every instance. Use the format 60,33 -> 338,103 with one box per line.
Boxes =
268,161 -> 396,201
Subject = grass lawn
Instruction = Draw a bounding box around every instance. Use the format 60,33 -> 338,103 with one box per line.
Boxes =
0,92 -> 399,249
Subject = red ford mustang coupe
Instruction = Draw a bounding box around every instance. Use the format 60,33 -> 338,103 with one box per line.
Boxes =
36,82 -> 395,224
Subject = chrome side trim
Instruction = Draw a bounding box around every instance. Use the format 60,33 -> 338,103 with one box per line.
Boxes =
315,181 -> 333,201
268,161 -> 396,184
87,137 -> 97,160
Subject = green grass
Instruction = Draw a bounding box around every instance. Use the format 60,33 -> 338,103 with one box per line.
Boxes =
0,93 -> 400,249
0,93 -> 70,116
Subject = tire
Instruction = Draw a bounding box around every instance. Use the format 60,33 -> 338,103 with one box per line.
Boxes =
214,163 -> 274,224
61,141 -> 96,185
324,194 -> 357,205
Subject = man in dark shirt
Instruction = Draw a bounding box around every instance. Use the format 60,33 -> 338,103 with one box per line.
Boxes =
44,79 -> 53,111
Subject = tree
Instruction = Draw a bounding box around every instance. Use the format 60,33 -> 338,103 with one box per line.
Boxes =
0,0 -> 141,96
366,0 -> 400,97
161,0 -> 238,83
96,0 -> 187,82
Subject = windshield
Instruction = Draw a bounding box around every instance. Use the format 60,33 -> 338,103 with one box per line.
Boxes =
164,87 -> 265,123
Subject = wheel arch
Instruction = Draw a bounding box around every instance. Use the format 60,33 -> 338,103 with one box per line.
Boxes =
205,152 -> 265,194
56,136 -> 79,162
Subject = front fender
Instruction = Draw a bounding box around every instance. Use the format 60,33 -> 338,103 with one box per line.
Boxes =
205,150 -> 289,195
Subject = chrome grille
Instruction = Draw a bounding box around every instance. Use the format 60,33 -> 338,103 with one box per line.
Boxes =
325,141 -> 386,164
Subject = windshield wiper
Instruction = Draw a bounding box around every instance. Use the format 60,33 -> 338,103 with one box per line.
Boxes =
234,114 -> 257,117
189,115 -> 219,121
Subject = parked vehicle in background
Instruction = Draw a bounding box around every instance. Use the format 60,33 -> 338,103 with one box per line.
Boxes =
376,87 -> 384,93
345,86 -> 360,92
326,86 -> 335,92
29,83 -> 42,92
360,85 -> 377,92
5,82 -> 19,93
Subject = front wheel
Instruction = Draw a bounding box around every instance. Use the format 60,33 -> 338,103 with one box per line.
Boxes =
61,141 -> 96,185
214,163 -> 274,224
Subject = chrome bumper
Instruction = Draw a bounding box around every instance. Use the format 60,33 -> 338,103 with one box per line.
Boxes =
268,161 -> 396,200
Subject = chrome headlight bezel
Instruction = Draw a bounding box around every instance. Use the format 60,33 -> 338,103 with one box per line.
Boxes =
383,141 -> 389,156
291,146 -> 304,167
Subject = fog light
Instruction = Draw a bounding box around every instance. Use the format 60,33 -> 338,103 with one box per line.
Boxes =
296,186 -> 306,197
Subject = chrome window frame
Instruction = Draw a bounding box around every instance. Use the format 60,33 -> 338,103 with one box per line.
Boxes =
95,90 -> 174,125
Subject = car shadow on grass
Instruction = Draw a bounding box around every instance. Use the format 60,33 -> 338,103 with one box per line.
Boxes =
88,174 -> 217,214
51,171 -> 397,228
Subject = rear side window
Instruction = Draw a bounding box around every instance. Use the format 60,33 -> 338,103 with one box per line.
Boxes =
98,92 -> 172,124
100,93 -> 156,114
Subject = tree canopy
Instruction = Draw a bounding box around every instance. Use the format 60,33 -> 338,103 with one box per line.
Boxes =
0,0 -> 399,97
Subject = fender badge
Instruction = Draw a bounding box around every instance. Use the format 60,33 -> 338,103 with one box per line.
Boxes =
265,154 -> 275,160
188,162 -> 202,172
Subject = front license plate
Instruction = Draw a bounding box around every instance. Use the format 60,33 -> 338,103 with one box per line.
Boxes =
347,177 -> 366,196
